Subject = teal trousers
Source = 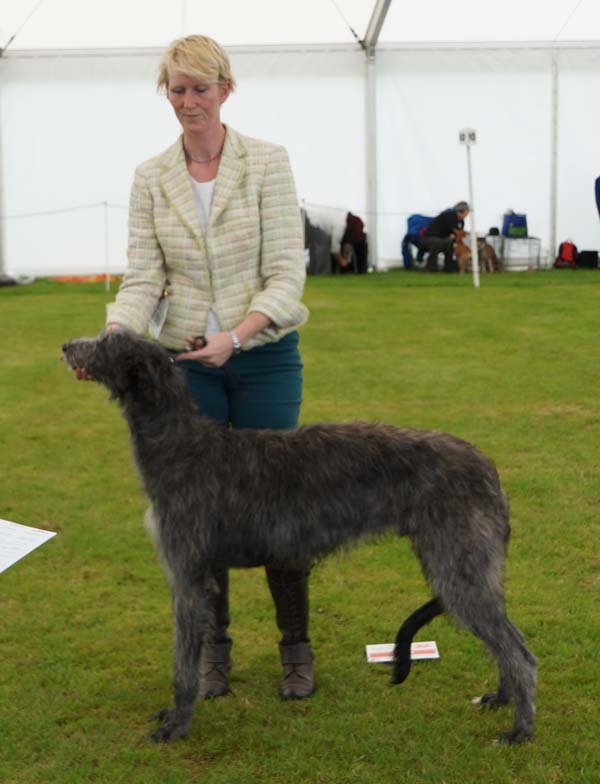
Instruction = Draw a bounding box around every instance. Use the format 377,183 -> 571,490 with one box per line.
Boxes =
176,331 -> 303,430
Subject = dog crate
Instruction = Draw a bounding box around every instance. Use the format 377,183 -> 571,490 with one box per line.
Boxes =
486,236 -> 541,271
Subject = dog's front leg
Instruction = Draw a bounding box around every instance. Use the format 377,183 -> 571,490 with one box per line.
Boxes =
151,579 -> 210,743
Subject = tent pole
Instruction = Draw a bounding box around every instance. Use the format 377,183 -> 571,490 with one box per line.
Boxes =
363,0 -> 392,271
549,51 -> 559,266
363,0 -> 393,49
0,156 -> 5,277
466,144 -> 480,288
366,49 -> 379,270
103,201 -> 110,292
0,69 -> 5,275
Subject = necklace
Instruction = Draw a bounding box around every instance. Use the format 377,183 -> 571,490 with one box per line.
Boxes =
184,144 -> 223,165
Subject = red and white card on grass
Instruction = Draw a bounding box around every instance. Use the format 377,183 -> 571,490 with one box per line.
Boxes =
365,641 -> 439,663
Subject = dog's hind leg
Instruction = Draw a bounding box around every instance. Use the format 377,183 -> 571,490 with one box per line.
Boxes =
413,496 -> 536,743
480,616 -> 537,744
392,597 -> 444,684
151,575 -> 213,743
472,620 -> 527,709
444,587 -> 537,744
472,612 -> 536,744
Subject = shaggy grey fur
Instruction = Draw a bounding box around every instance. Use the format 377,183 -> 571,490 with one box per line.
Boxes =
62,329 -> 536,745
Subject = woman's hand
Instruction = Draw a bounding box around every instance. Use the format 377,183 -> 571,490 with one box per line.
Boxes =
176,332 -> 235,368
175,314 -> 272,368
74,367 -> 95,381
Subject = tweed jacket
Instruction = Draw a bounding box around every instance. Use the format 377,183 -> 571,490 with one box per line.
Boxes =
106,126 -> 308,350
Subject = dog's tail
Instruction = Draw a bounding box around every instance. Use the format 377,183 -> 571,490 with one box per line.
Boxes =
391,597 -> 444,684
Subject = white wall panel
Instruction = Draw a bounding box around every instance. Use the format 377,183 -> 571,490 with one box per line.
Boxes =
377,49 -> 553,264
227,51 -> 366,217
555,50 -> 600,254
2,44 -> 600,275
0,50 -> 365,275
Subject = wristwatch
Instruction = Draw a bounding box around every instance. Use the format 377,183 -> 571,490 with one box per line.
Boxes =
230,331 -> 242,354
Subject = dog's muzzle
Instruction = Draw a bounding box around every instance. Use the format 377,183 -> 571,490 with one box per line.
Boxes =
61,338 -> 96,371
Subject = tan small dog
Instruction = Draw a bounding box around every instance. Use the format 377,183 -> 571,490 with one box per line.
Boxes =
454,229 -> 472,273
454,230 -> 500,273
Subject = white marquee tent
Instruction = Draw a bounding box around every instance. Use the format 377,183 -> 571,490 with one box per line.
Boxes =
1,0 -> 600,276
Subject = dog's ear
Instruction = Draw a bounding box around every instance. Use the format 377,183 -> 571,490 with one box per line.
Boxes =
135,350 -> 176,408
117,332 -> 176,407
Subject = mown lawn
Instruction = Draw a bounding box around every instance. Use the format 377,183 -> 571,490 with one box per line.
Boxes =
1,270 -> 599,783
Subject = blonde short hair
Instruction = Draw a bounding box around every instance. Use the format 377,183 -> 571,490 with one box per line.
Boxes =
157,35 -> 236,93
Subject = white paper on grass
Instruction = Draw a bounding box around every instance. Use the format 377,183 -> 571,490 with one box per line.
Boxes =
366,641 -> 439,663
0,518 -> 56,573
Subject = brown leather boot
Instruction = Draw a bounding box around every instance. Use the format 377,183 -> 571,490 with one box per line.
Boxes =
198,570 -> 232,699
266,566 -> 315,699
198,640 -> 232,699
278,641 -> 315,699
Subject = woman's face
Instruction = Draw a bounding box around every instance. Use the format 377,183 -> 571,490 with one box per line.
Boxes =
167,73 -> 230,134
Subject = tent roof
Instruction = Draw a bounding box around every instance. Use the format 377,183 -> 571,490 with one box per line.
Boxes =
0,0 -> 370,52
1,0 -> 599,54
379,0 -> 600,45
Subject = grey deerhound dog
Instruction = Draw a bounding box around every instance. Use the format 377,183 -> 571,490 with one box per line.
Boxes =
62,329 -> 536,745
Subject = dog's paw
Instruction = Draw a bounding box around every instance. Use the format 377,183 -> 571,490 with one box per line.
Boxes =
472,691 -> 510,710
149,708 -> 189,744
495,728 -> 533,746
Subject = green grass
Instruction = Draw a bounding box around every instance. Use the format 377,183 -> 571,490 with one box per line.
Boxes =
1,270 -> 599,783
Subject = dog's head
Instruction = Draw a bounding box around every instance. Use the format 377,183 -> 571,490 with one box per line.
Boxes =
62,329 -> 178,405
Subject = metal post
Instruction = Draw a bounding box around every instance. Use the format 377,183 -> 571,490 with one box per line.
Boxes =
459,128 -> 479,288
366,50 -> 379,269
549,51 -> 559,265
0,76 -> 5,276
103,201 -> 110,292
362,0 -> 392,273
465,144 -> 480,288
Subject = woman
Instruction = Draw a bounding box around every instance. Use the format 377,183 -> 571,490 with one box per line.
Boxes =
104,35 -> 312,700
